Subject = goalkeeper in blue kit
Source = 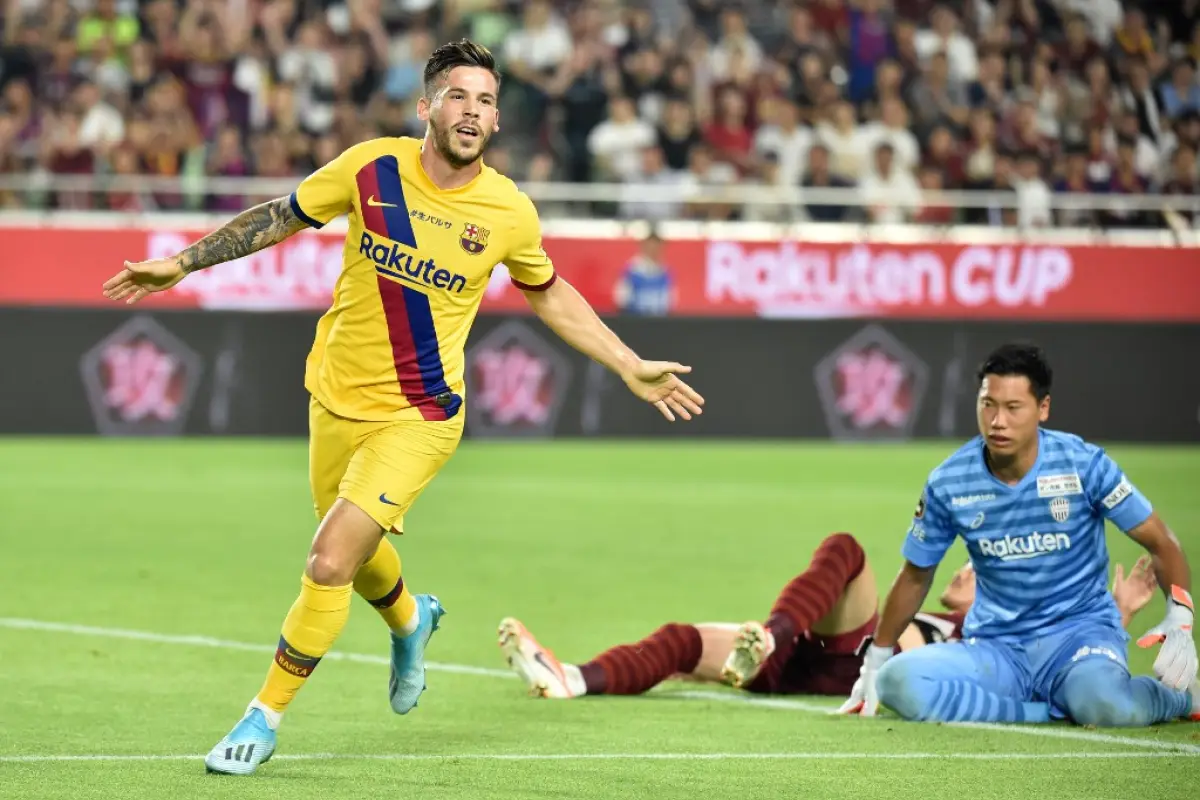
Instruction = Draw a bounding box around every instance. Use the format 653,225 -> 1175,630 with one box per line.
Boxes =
840,343 -> 1197,726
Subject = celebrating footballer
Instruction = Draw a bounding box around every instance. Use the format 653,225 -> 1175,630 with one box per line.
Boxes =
102,39 -> 704,776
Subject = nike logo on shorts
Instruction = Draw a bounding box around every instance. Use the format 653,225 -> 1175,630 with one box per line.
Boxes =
379,493 -> 401,506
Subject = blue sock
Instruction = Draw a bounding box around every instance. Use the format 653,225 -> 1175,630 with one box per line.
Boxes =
877,653 -> 1050,723
1057,658 -> 1192,727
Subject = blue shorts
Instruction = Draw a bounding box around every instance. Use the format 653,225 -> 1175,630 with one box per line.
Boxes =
908,619 -> 1130,719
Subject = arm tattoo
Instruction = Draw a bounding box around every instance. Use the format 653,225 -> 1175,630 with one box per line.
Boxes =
178,196 -> 309,274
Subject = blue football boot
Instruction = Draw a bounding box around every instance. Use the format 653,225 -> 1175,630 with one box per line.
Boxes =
389,593 -> 446,714
204,707 -> 276,775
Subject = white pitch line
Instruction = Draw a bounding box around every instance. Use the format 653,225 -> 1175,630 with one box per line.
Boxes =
1,751 -> 1195,765
0,617 -> 509,678
674,690 -> 1200,754
5,617 -> 1199,756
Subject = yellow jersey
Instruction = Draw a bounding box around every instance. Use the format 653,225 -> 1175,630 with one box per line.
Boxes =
289,137 -> 557,422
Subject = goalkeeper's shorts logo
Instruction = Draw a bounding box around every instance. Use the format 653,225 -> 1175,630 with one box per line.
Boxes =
275,637 -> 322,677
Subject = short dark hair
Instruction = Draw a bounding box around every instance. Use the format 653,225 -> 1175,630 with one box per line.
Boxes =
423,39 -> 501,97
977,343 -> 1053,401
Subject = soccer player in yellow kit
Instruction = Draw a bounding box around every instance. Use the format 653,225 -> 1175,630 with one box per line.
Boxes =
101,40 -> 705,776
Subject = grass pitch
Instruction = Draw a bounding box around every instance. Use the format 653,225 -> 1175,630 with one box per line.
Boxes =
1,438 -> 1198,799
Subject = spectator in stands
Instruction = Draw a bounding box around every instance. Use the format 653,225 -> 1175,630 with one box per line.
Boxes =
907,50 -> 969,136
1113,6 -> 1158,65
704,85 -> 754,176
708,5 -> 763,84
1119,56 -> 1168,146
1060,0 -> 1122,48
75,80 -> 124,157
1160,59 -> 1200,121
862,97 -> 919,177
1057,14 -> 1103,78
914,5 -> 977,85
1026,58 -> 1063,142
1013,150 -> 1053,229
614,228 -> 674,317
801,143 -> 853,223
1101,136 -> 1154,228
923,123 -> 965,188
1054,145 -> 1103,228
754,96 -> 812,189
620,145 -> 683,221
75,0 -> 138,60
1159,143 -> 1199,226
503,0 -> 573,131
656,97 -> 702,172
913,163 -> 953,225
859,141 -> 920,224
589,94 -> 656,183
0,0 -> 1191,232
1106,109 -> 1165,183
682,143 -> 737,220
845,0 -> 894,104
816,99 -> 868,181
963,107 -> 998,189
967,46 -> 1008,112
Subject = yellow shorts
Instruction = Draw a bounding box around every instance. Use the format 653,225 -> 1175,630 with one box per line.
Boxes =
308,396 -> 464,533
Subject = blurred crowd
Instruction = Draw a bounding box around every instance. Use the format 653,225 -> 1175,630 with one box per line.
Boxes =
0,0 -> 1198,226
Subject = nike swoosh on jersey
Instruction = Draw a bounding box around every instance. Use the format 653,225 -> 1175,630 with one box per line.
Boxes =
367,195 -> 398,208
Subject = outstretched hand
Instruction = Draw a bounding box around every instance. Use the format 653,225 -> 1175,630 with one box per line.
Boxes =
1112,555 -> 1157,621
621,360 -> 705,422
102,258 -> 187,305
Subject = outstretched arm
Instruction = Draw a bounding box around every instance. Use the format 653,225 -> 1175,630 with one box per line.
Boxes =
103,195 -> 310,304
178,196 -> 309,274
521,278 -> 704,422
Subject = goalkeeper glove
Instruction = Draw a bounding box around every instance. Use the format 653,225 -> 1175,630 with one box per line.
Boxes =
1136,585 -> 1197,691
837,639 -> 894,716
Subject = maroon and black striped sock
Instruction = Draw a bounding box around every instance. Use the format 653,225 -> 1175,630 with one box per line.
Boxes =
577,623 -> 703,695
765,532 -> 867,645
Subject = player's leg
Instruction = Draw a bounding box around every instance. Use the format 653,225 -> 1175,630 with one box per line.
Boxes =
353,534 -> 418,636
723,532 -> 872,689
875,639 -> 1051,723
1041,622 -> 1194,727
499,617 -> 705,698
340,415 -> 463,714
204,399 -> 373,775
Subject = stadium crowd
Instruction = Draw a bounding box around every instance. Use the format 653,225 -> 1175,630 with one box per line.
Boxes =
0,0 -> 1197,225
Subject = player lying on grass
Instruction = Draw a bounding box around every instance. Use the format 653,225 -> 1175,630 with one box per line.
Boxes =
102,39 -> 704,776
498,532 -> 1159,699
840,342 -> 1198,727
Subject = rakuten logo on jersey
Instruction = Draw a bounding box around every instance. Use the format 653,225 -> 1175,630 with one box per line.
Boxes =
705,242 -> 1073,316
976,532 -> 1072,561
153,231 -> 345,310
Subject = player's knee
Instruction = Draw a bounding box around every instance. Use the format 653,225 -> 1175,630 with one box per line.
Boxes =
875,655 -> 931,721
306,550 -> 357,586
1063,670 -> 1147,728
653,623 -> 695,640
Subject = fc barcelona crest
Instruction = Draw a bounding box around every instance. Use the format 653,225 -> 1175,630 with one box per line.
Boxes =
460,223 -> 489,255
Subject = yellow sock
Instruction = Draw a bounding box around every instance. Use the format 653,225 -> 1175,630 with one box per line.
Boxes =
353,537 -> 418,635
255,575 -> 352,714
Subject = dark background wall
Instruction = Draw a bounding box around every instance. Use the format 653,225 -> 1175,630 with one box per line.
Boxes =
1,309 -> 1197,442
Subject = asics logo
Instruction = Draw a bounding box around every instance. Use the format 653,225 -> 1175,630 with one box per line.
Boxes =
977,532 -> 1071,561
367,195 -> 398,208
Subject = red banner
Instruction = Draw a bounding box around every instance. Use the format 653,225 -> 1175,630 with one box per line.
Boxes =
2,225 -> 1198,321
